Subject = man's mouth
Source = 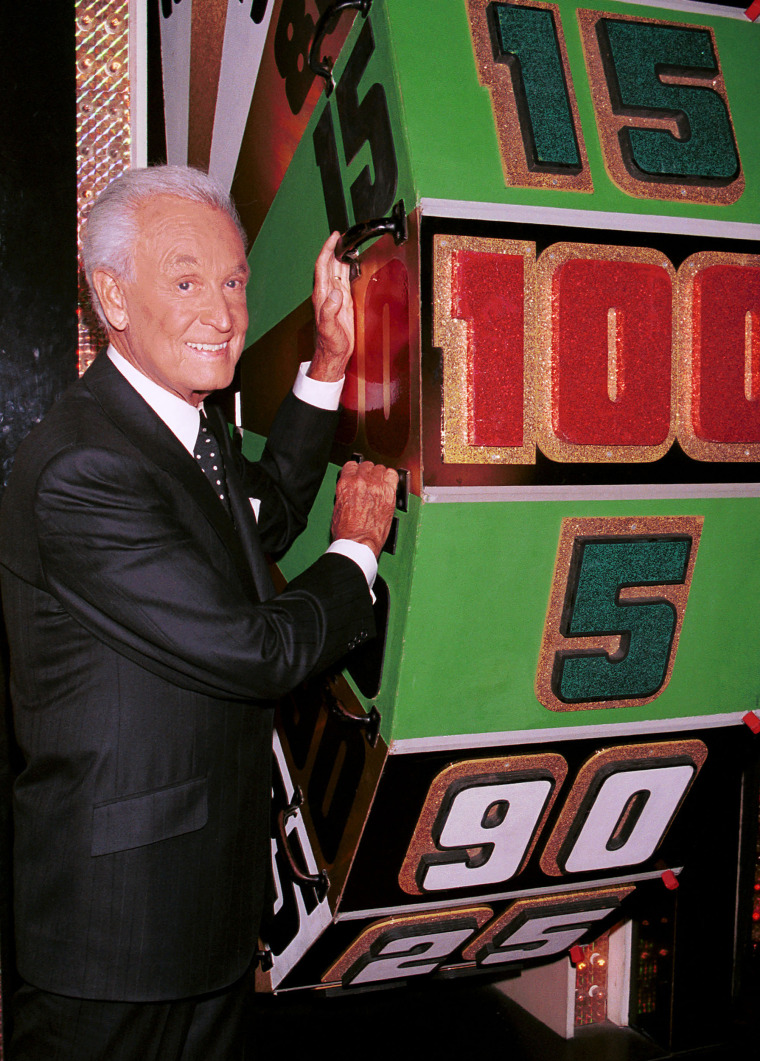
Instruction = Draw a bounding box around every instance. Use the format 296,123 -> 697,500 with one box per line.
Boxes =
186,342 -> 228,352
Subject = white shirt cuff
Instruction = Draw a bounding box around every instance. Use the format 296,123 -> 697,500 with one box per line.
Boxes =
327,539 -> 377,599
292,362 -> 344,411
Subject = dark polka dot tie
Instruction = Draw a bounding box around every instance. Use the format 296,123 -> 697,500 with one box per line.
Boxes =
195,413 -> 232,516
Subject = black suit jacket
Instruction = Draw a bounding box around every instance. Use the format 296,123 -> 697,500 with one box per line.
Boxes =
0,352 -> 374,1001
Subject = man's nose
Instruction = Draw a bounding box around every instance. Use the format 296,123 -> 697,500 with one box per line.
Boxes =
200,286 -> 233,330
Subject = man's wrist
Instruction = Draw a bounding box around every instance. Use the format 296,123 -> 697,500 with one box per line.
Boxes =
307,350 -> 348,384
327,539 -> 378,598
293,361 -> 344,411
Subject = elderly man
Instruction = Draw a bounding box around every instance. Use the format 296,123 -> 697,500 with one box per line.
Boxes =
0,165 -> 397,1059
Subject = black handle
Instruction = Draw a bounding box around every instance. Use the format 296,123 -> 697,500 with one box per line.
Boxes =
276,786 -> 329,902
336,199 -> 407,279
326,686 -> 382,747
308,0 -> 373,96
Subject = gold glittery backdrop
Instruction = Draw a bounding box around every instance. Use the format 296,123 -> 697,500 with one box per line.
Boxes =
76,0 -> 132,374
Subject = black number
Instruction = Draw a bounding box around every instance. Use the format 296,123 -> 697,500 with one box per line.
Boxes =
249,0 -> 269,24
335,19 -> 397,219
312,18 -> 398,229
274,0 -> 329,115
313,104 -> 350,232
161,0 -> 184,18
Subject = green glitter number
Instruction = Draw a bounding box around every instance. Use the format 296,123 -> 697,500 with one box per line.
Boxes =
597,19 -> 739,183
489,2 -> 581,173
554,537 -> 691,703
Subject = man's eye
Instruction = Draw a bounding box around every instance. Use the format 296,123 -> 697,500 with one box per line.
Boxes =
178,280 -> 192,291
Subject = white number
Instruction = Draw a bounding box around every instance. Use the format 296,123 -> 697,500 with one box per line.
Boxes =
563,764 -> 696,874
423,779 -> 552,890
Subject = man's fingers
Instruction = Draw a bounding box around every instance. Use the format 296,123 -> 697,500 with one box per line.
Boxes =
311,232 -> 355,381
315,231 -> 340,274
338,462 -> 398,503
331,459 -> 399,557
314,232 -> 350,302
312,234 -> 336,306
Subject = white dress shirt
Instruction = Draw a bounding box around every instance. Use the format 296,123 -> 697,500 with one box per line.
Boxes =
107,346 -> 377,593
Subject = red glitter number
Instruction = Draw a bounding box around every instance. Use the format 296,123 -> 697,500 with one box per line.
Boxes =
690,263 -> 760,444
551,256 -> 672,447
453,250 -> 526,447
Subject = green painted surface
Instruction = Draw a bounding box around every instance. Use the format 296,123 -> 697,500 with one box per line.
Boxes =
383,0 -> 760,221
390,495 -> 760,740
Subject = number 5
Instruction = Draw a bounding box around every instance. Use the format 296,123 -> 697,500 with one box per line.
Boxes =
536,516 -> 702,711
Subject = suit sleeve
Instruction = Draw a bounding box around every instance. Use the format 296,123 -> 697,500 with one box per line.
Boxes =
221,392 -> 339,558
34,443 -> 374,702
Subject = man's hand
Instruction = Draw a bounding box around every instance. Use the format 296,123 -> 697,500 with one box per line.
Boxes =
309,232 -> 354,383
331,461 -> 399,559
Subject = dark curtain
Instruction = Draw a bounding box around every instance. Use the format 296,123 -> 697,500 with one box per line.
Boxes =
0,1 -> 77,1043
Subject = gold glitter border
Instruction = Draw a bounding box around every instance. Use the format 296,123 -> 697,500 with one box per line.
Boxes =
466,0 -> 593,193
76,0 -> 132,374
321,906 -> 493,985
535,515 -> 703,712
577,8 -> 744,206
433,233 -> 537,465
677,251 -> 760,462
536,242 -> 676,463
398,754 -> 568,896
461,885 -> 635,963
539,740 -> 707,876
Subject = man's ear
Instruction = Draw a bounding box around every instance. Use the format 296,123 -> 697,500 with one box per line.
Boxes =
92,268 -> 129,331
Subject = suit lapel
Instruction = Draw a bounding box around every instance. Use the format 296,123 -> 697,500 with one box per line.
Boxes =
83,354 -> 263,599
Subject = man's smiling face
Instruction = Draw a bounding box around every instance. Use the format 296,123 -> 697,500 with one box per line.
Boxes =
102,194 -> 250,406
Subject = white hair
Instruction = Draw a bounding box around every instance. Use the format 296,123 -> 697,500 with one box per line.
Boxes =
81,165 -> 247,323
